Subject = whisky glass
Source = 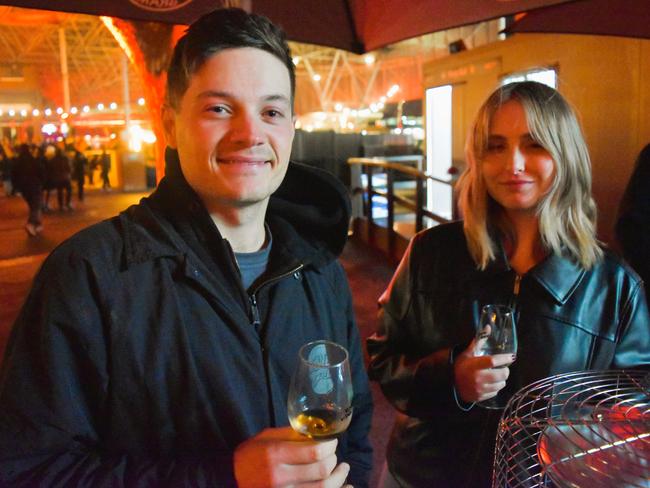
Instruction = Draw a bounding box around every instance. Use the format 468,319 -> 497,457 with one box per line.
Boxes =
288,340 -> 353,440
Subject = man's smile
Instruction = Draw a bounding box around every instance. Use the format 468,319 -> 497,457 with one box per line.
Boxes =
217,158 -> 271,165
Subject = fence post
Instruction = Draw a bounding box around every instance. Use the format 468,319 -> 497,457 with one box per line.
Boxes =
416,176 -> 424,232
387,168 -> 395,257
366,164 -> 374,226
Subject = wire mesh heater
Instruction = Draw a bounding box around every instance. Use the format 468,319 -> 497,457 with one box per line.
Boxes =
493,370 -> 650,487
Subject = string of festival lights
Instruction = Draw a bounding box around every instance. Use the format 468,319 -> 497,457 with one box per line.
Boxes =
0,97 -> 147,120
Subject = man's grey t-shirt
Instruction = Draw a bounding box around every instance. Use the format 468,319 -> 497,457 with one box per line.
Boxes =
234,229 -> 272,290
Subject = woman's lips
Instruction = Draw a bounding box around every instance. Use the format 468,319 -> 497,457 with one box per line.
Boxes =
501,179 -> 532,187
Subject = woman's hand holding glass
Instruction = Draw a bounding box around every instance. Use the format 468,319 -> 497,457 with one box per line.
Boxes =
454,305 -> 517,409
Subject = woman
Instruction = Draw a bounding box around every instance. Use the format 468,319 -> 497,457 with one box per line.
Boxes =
367,81 -> 649,487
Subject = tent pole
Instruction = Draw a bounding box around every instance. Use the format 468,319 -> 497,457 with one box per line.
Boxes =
122,53 -> 131,131
58,27 -> 70,112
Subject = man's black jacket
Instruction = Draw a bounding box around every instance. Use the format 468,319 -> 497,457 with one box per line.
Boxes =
0,150 -> 373,487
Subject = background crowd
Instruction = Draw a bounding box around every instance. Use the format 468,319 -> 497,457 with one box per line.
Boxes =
0,140 -> 113,236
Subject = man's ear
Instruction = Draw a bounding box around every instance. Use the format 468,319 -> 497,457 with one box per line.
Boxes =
162,105 -> 177,149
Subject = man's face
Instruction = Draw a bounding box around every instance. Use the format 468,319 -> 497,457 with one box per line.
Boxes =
163,47 -> 295,212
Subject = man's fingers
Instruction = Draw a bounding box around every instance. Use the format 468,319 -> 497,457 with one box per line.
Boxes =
298,462 -> 350,488
282,453 -> 338,485
271,437 -> 338,465
257,426 -> 309,441
324,462 -> 350,488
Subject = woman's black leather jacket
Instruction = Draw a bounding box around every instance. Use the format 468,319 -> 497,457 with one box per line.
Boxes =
367,221 -> 650,488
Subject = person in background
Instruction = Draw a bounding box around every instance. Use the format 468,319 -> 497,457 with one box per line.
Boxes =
0,8 -> 372,487
368,81 -> 649,488
0,142 -> 11,196
41,144 -> 55,212
70,146 -> 88,202
616,143 -> 650,302
100,147 -> 111,190
42,144 -> 73,212
88,153 -> 98,185
51,145 -> 73,211
12,143 -> 44,236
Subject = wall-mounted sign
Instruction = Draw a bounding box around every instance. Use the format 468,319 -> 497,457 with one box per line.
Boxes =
431,58 -> 501,85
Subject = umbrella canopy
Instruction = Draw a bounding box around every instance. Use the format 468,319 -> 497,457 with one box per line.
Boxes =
0,0 -> 575,53
507,0 -> 650,39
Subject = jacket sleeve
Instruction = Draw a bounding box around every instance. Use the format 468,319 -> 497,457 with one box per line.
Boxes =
334,263 -> 373,488
366,235 -> 461,420
0,248 -> 238,487
612,278 -> 650,369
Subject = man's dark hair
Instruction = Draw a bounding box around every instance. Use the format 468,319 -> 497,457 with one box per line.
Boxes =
165,8 -> 295,111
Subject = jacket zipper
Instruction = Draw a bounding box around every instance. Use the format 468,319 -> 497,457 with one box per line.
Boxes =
222,238 -> 303,329
250,294 -> 262,329
509,274 -> 522,312
513,274 -> 521,297
249,263 -> 304,329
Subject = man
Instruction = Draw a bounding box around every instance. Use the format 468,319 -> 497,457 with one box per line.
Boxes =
100,147 -> 111,190
70,146 -> 88,202
0,9 -> 372,487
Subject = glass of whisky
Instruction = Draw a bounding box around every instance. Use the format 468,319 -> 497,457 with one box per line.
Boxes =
288,340 -> 353,440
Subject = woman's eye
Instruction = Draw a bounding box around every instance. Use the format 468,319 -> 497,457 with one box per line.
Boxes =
486,143 -> 504,152
264,109 -> 283,118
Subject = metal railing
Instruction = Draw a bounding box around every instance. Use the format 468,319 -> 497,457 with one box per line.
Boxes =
348,157 -> 457,235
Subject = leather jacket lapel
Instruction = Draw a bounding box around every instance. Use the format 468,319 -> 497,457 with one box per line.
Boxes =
528,253 -> 585,305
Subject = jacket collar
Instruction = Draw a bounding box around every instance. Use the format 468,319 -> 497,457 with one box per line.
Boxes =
482,229 -> 586,305
119,148 -> 344,271
120,149 -> 211,267
119,196 -> 190,267
527,253 -> 586,305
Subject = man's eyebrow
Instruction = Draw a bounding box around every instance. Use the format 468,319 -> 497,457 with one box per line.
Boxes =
262,94 -> 291,104
197,91 -> 290,104
197,90 -> 232,99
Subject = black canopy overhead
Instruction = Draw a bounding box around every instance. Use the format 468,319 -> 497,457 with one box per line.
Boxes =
0,0 -> 576,53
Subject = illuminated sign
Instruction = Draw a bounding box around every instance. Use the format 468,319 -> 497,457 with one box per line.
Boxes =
127,0 -> 193,12
431,58 -> 502,85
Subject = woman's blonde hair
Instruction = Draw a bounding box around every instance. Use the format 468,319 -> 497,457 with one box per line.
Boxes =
457,81 -> 602,270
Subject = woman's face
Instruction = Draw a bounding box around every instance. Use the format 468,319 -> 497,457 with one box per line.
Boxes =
481,99 -> 556,217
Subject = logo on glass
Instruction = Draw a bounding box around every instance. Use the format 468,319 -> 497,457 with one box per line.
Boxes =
308,344 -> 334,394
128,0 -> 193,12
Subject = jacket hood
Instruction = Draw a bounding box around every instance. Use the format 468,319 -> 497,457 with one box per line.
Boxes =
159,149 -> 350,262
269,159 -> 351,262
